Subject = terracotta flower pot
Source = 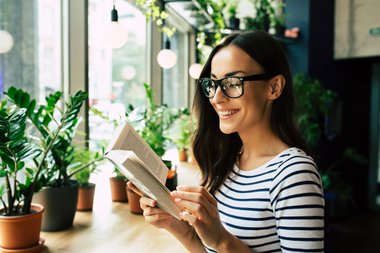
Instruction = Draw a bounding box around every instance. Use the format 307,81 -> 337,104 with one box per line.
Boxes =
127,188 -> 143,214
0,204 -> 44,250
77,183 -> 96,211
109,177 -> 128,202
178,149 -> 188,162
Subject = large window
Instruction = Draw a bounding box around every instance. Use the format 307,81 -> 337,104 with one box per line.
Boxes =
88,0 -> 147,146
0,0 -> 62,100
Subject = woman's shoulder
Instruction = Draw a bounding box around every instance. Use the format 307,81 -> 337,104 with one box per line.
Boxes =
273,147 -> 319,177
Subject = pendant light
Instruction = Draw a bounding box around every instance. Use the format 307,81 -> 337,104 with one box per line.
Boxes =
0,29 -> 14,54
0,4 -> 14,54
157,38 -> 177,69
107,0 -> 127,49
189,63 -> 203,79
188,44 -> 203,79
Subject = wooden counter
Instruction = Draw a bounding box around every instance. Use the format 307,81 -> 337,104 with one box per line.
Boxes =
40,161 -> 201,253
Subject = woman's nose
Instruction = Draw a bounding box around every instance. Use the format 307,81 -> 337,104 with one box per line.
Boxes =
211,85 -> 228,103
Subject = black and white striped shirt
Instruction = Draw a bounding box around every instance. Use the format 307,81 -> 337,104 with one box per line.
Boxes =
205,148 -> 324,252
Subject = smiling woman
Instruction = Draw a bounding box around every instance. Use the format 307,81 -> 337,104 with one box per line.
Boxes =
131,30 -> 324,253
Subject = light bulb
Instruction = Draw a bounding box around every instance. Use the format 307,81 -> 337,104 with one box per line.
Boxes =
0,30 -> 14,54
157,49 -> 177,69
189,63 -> 203,79
107,22 -> 128,49
121,66 -> 136,80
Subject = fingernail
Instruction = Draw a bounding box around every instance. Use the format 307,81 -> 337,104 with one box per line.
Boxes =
174,198 -> 181,203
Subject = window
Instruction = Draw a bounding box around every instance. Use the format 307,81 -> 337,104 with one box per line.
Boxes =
0,0 -> 62,100
162,30 -> 189,109
88,0 -> 147,146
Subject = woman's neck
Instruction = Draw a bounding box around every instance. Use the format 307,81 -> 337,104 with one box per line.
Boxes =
238,127 -> 289,170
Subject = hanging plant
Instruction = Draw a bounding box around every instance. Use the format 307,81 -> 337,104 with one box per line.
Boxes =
136,0 -> 176,37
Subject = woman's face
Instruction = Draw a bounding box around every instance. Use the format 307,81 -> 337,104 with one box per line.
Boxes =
210,44 -> 271,135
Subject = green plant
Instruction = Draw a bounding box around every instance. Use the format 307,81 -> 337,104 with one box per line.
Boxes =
135,0 -> 176,38
250,0 -> 280,31
126,83 -> 178,157
169,108 -> 193,151
0,87 -> 87,216
293,73 -> 338,147
226,0 -> 239,17
69,147 -> 104,187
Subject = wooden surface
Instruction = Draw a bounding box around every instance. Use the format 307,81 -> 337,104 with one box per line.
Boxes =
40,161 -> 201,253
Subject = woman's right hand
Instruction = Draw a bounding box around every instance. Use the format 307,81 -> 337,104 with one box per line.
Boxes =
127,181 -> 183,230
127,181 -> 207,252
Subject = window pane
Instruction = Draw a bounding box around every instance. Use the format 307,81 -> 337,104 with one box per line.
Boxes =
163,30 -> 188,108
0,0 -> 62,100
88,0 -> 147,145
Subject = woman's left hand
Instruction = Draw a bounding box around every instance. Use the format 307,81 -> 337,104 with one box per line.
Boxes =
171,185 -> 228,249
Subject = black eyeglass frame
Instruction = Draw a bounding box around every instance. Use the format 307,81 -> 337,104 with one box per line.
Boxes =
198,73 -> 275,99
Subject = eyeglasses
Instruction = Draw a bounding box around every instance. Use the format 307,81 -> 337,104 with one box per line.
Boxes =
198,73 -> 274,99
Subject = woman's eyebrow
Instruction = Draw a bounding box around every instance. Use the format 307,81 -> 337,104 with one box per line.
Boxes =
211,71 -> 246,79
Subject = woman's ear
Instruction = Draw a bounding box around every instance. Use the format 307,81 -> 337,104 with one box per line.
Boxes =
267,75 -> 285,100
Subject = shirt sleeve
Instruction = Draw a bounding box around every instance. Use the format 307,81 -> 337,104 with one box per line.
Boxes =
269,155 -> 325,252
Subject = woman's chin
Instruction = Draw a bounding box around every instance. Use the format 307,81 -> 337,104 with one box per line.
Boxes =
219,124 -> 236,135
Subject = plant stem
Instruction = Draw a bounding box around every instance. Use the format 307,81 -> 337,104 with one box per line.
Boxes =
68,157 -> 104,178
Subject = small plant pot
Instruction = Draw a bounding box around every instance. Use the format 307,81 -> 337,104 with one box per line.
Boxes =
109,177 -> 128,202
127,188 -> 143,214
178,149 -> 188,162
0,204 -> 44,250
77,183 -> 96,211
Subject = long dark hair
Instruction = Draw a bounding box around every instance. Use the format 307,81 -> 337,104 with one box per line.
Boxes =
192,30 -> 312,195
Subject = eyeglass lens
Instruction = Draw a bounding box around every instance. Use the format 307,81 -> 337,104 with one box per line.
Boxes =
200,77 -> 243,98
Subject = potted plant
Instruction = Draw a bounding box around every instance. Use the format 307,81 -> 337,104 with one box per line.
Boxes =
109,168 -> 128,202
169,108 -> 192,162
89,107 -> 129,203
293,73 -> 337,147
3,87 -> 88,231
70,147 -> 104,211
126,83 -> 178,157
126,83 -> 179,202
0,103 -> 44,251
0,86 -> 87,249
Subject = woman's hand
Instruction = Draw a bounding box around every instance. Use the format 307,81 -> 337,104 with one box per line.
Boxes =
127,181 -> 186,230
171,185 -> 228,250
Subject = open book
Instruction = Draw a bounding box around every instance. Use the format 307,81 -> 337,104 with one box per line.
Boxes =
105,122 -> 181,219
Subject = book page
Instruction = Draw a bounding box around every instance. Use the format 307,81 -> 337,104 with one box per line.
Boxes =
106,122 -> 168,183
105,150 -> 181,219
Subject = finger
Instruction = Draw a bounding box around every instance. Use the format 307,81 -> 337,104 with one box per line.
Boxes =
172,189 -> 215,212
180,210 -> 201,226
140,196 -> 156,207
144,211 -> 173,227
176,185 -> 217,205
127,181 -> 143,196
174,198 -> 208,219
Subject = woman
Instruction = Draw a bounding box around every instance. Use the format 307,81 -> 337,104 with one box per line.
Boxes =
129,30 -> 324,252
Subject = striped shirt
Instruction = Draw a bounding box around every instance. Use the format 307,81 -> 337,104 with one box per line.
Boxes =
205,148 -> 324,253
